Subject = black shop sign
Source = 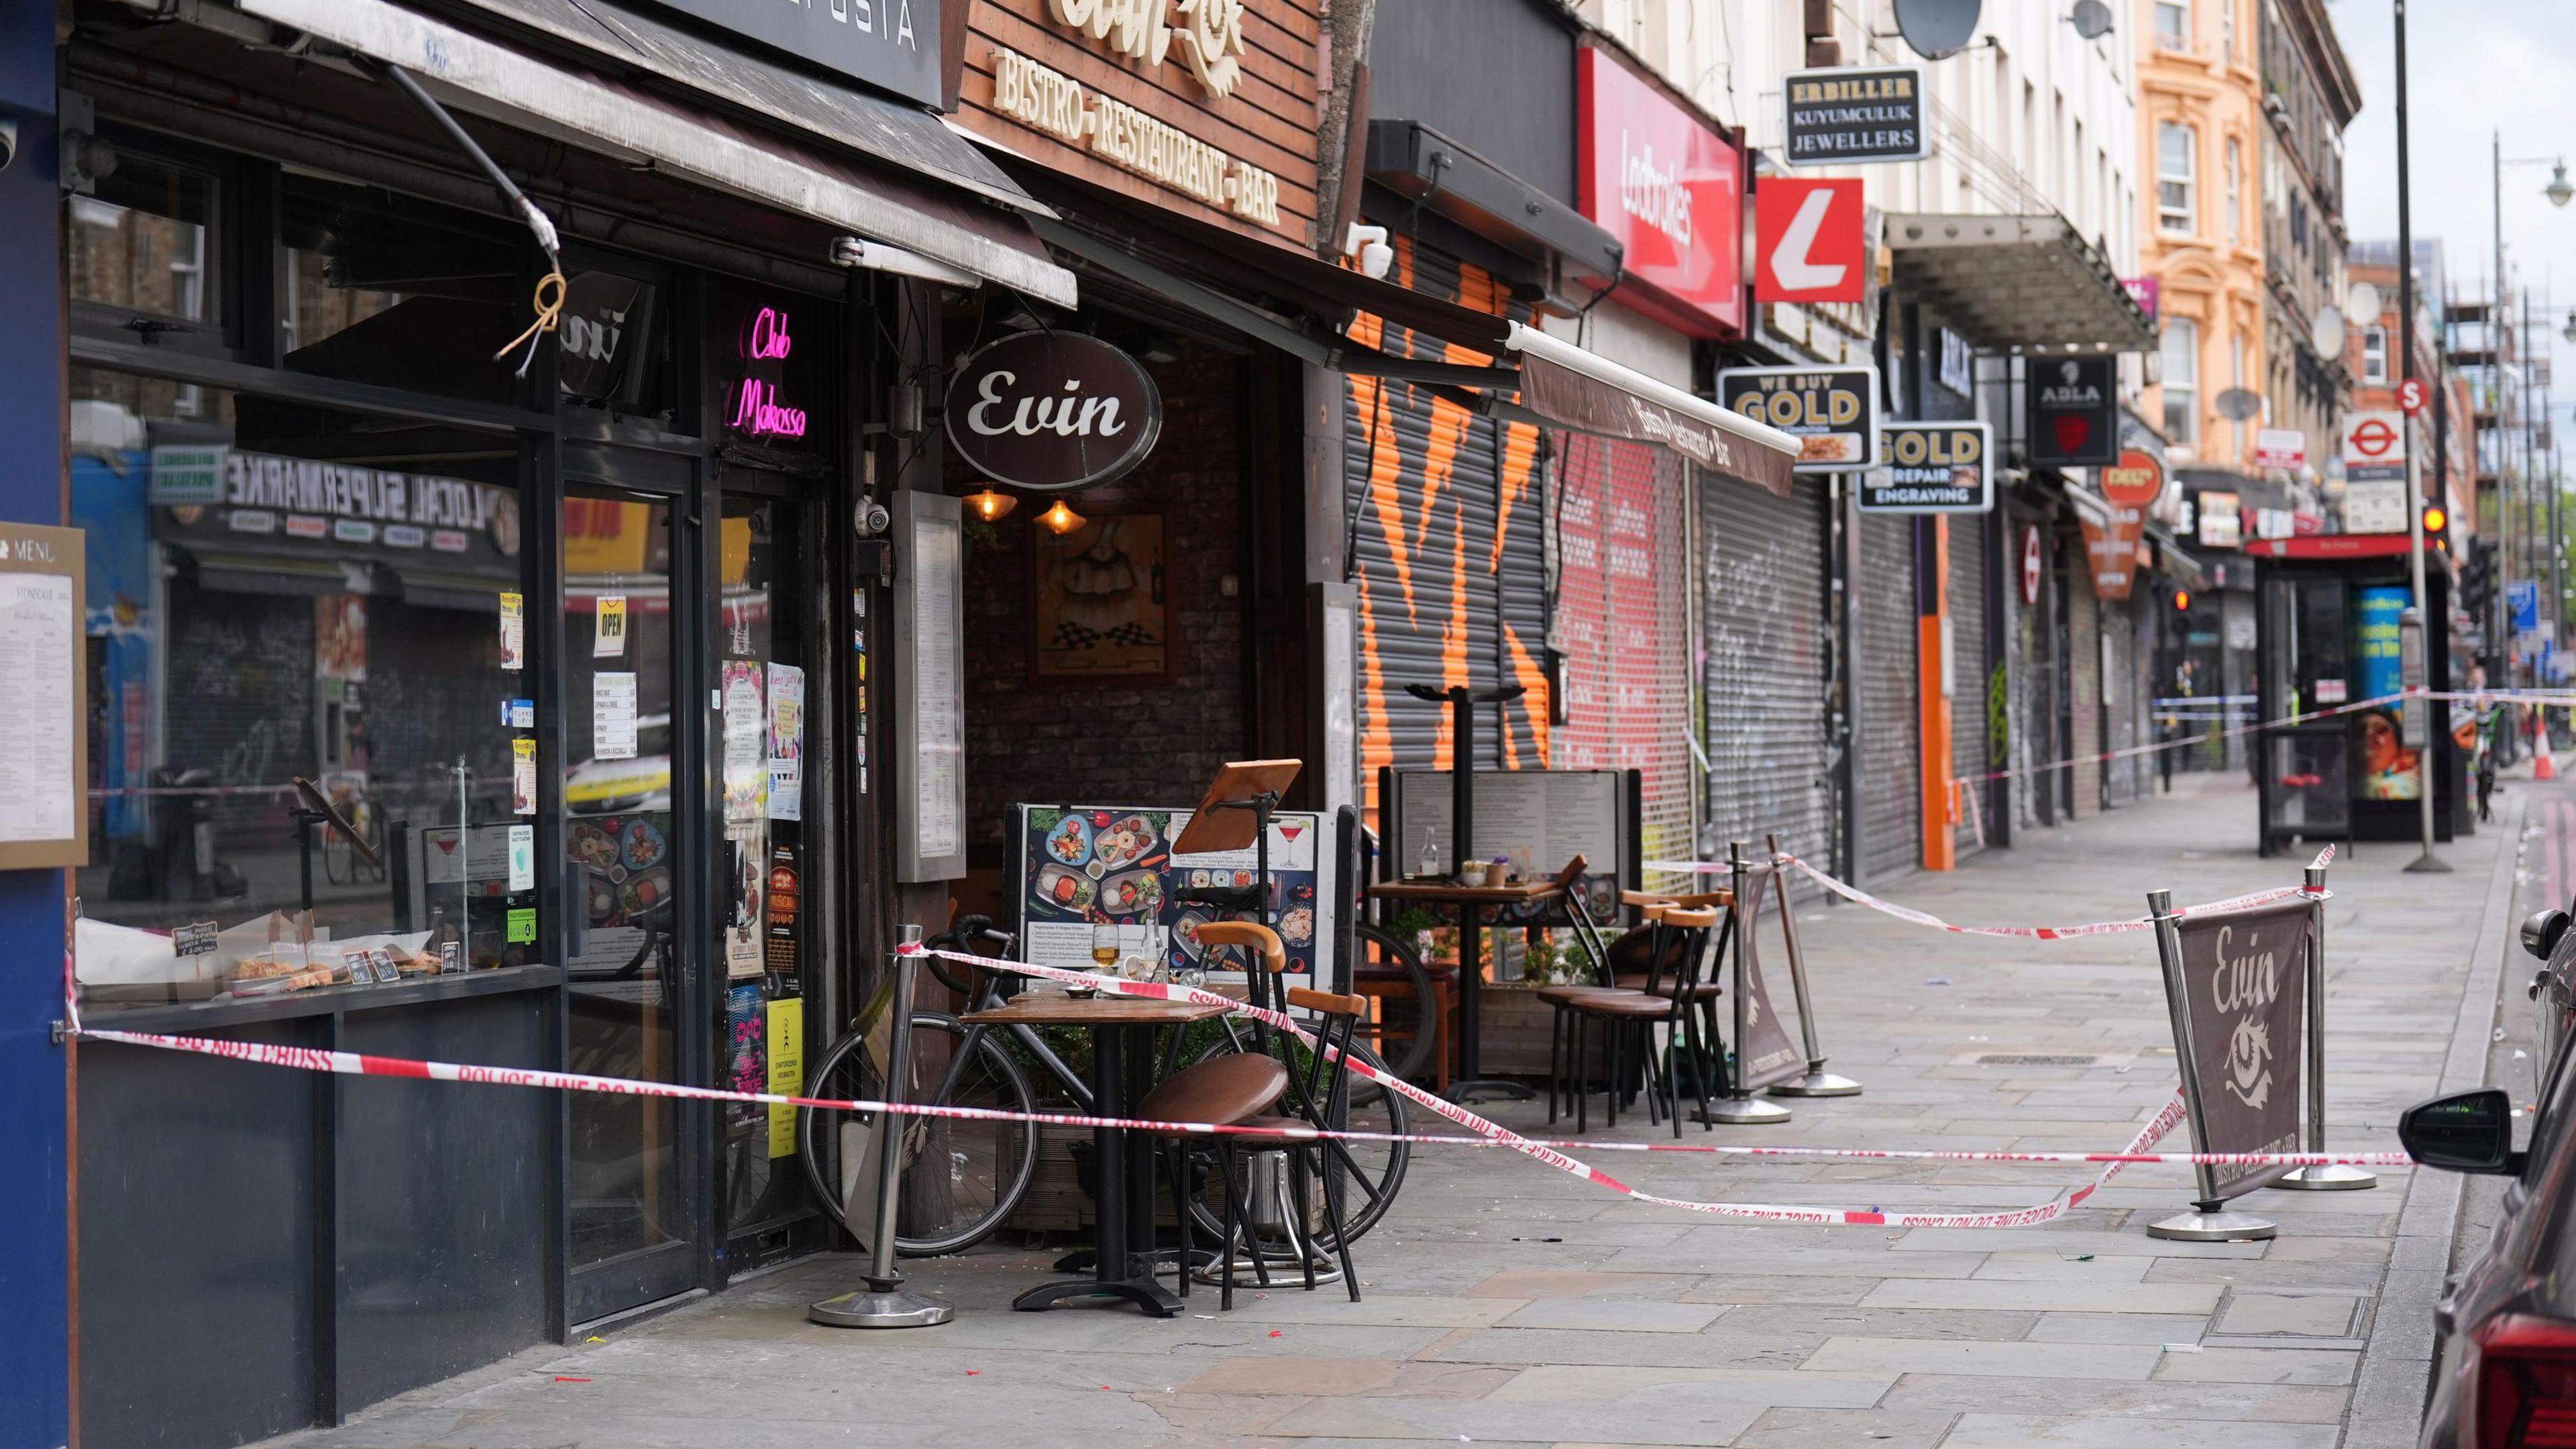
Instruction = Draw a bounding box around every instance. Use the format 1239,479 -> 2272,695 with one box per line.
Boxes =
1715,364 -> 1880,472
1862,421 -> 1992,513
1782,66 -> 1929,166
946,331 -> 1165,492
2025,355 -> 2120,467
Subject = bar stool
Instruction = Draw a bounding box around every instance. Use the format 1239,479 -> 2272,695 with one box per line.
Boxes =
1226,984 -> 1374,1303
1563,906 -> 1721,1134
1144,921 -> 1291,1310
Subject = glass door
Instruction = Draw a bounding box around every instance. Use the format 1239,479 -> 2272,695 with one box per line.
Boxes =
561,474 -> 701,1321
712,485 -> 820,1253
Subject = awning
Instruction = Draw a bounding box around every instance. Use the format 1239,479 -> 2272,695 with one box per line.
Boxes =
1886,213 -> 2155,354
1028,214 -> 1799,491
233,0 -> 1079,306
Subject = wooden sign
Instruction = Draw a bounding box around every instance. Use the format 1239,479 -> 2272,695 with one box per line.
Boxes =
947,331 -> 1164,490
0,522 -> 87,870
955,0 -> 1322,247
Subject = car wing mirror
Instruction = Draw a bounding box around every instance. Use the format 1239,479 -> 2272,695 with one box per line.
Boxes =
2524,909 -> 2571,961
2400,1088 -> 2524,1175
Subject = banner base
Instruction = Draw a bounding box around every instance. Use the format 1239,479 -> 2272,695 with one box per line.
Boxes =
2145,1208 -> 2275,1242
2273,1163 -> 2379,1191
1769,1069 -> 1863,1098
808,1289 -> 955,1329
1696,1094 -> 1794,1124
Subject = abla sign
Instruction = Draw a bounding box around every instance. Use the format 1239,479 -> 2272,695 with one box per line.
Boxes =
945,331 -> 1165,492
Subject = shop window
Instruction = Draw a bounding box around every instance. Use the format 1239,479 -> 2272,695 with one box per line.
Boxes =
2224,139 -> 2243,244
2363,326 -> 2388,384
2161,319 -> 2199,446
276,173 -> 532,405
69,366 -> 536,1008
2157,123 -> 2196,234
68,151 -> 217,330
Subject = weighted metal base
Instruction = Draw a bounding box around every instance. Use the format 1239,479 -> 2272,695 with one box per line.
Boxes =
1191,1254 -> 1344,1287
808,1287 -> 955,1328
2145,1208 -> 2276,1242
1447,1077 -> 1535,1104
2273,1163 -> 2379,1191
1769,1069 -> 1862,1098
1695,1094 -> 1793,1125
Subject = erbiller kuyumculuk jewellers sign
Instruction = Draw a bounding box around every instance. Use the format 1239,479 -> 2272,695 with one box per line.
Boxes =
2167,900 -> 2311,1199
1782,66 -> 1930,166
1862,421 -> 1990,513
652,0 -> 938,107
1716,364 -> 1880,472
945,331 -> 1165,491
1574,47 -> 1746,339
978,1 -> 1293,235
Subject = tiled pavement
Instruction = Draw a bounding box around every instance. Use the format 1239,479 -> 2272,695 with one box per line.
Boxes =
270,773 -> 2530,1449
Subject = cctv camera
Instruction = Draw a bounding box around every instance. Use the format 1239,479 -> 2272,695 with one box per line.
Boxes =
0,120 -> 17,173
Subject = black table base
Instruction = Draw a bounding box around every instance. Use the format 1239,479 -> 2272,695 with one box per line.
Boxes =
1012,1022 -> 1181,1318
1444,900 -> 1534,1104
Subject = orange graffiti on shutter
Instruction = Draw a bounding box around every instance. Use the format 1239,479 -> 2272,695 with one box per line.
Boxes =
1422,390 -> 1473,771
1496,419 -> 1550,763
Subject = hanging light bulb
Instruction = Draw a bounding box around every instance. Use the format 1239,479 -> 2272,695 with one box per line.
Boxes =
1037,498 -> 1085,535
963,487 -> 1018,523
2548,160 -> 2575,209
2561,308 -> 2576,345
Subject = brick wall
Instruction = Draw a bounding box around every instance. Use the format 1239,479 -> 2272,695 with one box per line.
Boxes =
957,344 -> 1248,863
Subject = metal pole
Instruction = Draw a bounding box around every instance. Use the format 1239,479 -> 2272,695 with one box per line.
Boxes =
1762,830 -> 1860,1097
2144,888 -> 2278,1240
2402,12 -> 2448,872
2278,866 -> 2376,1188
810,924 -> 953,1328
1699,842 -> 1788,1124
2498,127 -> 2516,695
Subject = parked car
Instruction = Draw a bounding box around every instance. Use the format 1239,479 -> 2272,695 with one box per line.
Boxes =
2400,907 -> 2576,1448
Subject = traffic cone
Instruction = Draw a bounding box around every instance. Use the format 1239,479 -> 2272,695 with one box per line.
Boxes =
2541,749 -> 2559,782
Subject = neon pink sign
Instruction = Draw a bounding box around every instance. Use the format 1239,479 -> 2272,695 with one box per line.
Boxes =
732,306 -> 808,440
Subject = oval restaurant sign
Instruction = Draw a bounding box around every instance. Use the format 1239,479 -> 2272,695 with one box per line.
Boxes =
945,331 -> 1164,492
2081,448 -> 2163,602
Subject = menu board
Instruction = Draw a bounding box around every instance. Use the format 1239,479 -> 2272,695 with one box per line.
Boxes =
896,493 -> 966,881
1387,768 -> 1631,924
1012,802 -> 1338,991
0,523 -> 85,869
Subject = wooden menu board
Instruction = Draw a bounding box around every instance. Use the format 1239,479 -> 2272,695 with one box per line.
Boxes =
0,523 -> 85,871
1384,767 -> 1635,926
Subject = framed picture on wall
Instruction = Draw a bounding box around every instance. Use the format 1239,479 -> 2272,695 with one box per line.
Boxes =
1032,511 -> 1171,682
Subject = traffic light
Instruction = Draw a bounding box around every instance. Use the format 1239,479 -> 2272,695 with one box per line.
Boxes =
2425,504 -> 2448,551
2173,589 -> 2192,611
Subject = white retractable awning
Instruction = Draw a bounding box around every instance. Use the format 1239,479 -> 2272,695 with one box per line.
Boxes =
233,0 -> 1080,307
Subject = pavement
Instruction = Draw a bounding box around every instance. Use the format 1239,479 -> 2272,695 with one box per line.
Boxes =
266,769 -> 2548,1449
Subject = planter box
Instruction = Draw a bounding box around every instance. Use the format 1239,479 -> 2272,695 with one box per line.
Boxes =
1477,983 -> 1558,1076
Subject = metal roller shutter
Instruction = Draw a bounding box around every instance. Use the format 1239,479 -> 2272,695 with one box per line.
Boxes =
1855,513 -> 1918,881
1346,239 -> 1550,833
1701,473 -> 1832,883
1947,515 -> 1988,853
2104,594 -> 2140,806
1555,433 -> 1693,883
2068,553 -> 2100,817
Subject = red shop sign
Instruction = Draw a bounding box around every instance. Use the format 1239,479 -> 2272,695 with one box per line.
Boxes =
1574,46 -> 1746,339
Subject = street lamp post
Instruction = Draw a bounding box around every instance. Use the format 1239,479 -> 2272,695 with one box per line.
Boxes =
2401,4 -> 2445,871
2490,135 -> 2572,700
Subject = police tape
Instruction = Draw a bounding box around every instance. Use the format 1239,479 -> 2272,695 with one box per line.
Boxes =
62,930 -> 2402,1229
1636,845 -> 2333,941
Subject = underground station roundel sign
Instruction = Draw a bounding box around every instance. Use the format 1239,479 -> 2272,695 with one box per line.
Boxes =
945,331 -> 1163,492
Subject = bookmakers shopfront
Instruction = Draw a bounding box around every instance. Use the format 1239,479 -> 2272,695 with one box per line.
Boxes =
58,1 -> 1075,1443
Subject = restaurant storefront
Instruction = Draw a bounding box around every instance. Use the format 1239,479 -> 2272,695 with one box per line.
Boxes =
58,0 -> 1075,1441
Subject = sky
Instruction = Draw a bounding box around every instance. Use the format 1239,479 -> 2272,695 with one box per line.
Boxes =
2335,0 -> 2576,439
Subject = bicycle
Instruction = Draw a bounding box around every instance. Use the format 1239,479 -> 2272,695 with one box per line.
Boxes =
797,914 -> 1411,1257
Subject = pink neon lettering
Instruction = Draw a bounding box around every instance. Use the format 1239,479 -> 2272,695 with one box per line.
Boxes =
731,377 -> 808,439
745,307 -> 794,360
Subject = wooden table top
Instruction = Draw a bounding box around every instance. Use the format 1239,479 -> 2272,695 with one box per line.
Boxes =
1368,877 -> 1567,906
960,994 -> 1235,1027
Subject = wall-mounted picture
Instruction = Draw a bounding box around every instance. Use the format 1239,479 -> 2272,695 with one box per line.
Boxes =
1033,511 -> 1169,680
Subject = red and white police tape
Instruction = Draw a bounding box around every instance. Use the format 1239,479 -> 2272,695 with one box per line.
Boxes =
62,900 -> 2406,1231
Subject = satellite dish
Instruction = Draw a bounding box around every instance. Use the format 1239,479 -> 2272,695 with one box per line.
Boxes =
2070,0 -> 2115,40
1894,0 -> 1982,58
2345,281 -> 2382,322
2310,304 -> 2346,358
2215,388 -> 2263,421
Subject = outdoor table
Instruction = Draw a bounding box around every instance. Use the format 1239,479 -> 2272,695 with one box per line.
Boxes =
1366,877 -> 1566,1102
959,993 -> 1234,1316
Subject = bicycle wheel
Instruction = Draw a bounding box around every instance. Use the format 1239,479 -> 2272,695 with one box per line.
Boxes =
797,1011 -> 1042,1257
1351,924 -> 1438,1083
1181,1034 -> 1411,1251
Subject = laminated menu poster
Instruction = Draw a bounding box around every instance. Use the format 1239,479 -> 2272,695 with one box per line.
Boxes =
1014,803 -> 1336,991
765,663 -> 804,821
720,661 -> 767,824
1391,768 -> 1629,924
0,566 -> 78,858
592,672 -> 639,760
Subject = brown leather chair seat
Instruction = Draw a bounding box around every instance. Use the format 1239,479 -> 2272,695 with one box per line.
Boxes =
1615,973 -> 1723,1000
1535,983 -> 1644,1006
1138,1053 -> 1287,1136
1572,991 -> 1680,1018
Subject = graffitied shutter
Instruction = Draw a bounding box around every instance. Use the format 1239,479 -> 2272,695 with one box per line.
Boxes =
2104,594 -> 2141,805
2068,552 -> 2101,817
1947,515 -> 1988,853
1701,473 -> 1833,884
1554,433 -> 1693,882
1855,513 -> 1919,881
1346,239 -> 1550,835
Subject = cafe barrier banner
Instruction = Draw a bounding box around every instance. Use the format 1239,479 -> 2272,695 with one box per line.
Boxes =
2162,898 -> 2314,1199
64,861 -> 2401,1232
1729,859 -> 1807,1091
